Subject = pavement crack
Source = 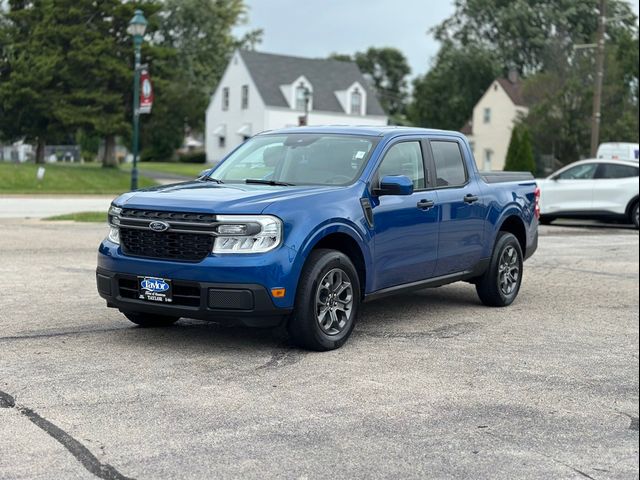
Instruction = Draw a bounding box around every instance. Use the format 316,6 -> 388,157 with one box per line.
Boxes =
0,326 -> 130,343
360,322 -> 481,339
483,430 -> 598,480
0,389 -> 135,480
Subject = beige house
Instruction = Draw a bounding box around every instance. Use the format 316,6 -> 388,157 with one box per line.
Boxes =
461,73 -> 528,171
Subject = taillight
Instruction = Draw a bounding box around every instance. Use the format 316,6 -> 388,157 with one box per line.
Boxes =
534,186 -> 541,219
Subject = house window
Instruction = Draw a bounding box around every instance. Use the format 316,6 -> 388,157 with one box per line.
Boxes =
295,83 -> 309,111
222,87 -> 229,111
218,136 -> 226,148
483,107 -> 491,124
241,85 -> 249,109
484,149 -> 493,170
351,88 -> 362,115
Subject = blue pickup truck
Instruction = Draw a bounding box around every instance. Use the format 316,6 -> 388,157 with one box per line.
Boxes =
97,126 -> 539,350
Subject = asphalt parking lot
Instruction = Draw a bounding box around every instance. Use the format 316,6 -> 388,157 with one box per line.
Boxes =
0,219 -> 638,480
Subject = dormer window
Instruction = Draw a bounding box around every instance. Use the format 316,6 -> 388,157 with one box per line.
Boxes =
350,88 -> 362,115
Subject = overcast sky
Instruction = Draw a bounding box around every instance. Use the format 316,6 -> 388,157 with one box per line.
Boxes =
234,0 -> 640,79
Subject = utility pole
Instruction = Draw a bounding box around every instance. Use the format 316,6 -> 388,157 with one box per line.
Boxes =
590,0 -> 606,158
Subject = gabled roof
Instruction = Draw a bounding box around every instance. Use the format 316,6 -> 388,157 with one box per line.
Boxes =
496,77 -> 526,107
239,50 -> 386,116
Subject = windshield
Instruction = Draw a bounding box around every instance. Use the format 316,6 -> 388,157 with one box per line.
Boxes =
210,134 -> 377,186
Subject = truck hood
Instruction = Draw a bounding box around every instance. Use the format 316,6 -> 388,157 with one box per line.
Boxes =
113,181 -> 341,214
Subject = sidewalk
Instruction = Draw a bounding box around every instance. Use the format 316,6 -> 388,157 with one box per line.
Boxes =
0,195 -> 115,218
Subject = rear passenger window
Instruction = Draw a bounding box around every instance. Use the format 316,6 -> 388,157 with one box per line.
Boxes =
430,141 -> 467,187
597,163 -> 639,179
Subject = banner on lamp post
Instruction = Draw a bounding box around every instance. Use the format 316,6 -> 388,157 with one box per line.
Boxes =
139,68 -> 153,114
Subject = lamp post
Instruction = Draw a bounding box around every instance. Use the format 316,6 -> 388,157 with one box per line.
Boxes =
127,9 -> 147,191
303,87 -> 311,126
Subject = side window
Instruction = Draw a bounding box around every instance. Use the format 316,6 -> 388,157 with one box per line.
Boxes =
596,163 -> 639,179
377,141 -> 425,189
431,141 -> 467,187
555,163 -> 597,180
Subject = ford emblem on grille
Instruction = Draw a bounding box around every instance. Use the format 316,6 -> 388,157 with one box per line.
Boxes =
149,220 -> 170,232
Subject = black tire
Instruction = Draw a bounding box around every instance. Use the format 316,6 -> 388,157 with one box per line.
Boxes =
475,232 -> 524,307
631,202 -> 639,230
288,249 -> 361,351
122,311 -> 179,327
539,215 -> 554,225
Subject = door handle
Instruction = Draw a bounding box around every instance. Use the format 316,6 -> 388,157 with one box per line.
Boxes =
464,194 -> 479,204
417,199 -> 435,210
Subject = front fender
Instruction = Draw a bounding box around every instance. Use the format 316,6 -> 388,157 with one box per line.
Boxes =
286,219 -> 374,299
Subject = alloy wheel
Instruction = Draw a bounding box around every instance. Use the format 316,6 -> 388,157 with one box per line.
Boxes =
498,245 -> 520,296
315,268 -> 354,335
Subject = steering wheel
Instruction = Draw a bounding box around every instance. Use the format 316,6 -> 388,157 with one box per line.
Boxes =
326,175 -> 352,184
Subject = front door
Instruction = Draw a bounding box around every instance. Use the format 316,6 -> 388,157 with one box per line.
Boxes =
370,140 -> 439,291
426,138 -> 487,276
542,163 -> 598,214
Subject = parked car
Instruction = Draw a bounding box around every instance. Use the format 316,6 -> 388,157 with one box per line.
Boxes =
538,159 -> 639,228
96,126 -> 539,351
597,142 -> 639,162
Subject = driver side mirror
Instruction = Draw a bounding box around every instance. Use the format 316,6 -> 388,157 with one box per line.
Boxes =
375,175 -> 414,196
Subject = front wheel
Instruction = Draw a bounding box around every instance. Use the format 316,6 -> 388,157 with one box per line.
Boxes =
288,249 -> 361,351
475,232 -> 524,307
122,311 -> 180,327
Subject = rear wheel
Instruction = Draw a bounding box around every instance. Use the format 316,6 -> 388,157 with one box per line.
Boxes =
122,311 -> 179,327
475,232 -> 523,307
631,202 -> 639,229
288,249 -> 360,351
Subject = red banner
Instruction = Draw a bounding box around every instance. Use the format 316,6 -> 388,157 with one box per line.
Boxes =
139,68 -> 153,114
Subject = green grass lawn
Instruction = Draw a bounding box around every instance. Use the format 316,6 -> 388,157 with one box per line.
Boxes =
121,161 -> 211,177
0,162 -> 156,194
44,211 -> 106,222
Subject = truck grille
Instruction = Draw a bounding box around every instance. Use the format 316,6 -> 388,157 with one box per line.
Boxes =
120,228 -> 213,262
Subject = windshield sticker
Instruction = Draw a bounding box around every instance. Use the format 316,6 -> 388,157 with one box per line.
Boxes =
355,151 -> 366,159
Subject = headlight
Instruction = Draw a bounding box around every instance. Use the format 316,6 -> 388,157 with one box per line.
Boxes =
107,205 -> 122,244
213,215 -> 282,254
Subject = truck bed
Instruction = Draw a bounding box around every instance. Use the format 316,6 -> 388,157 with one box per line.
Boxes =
479,171 -> 535,184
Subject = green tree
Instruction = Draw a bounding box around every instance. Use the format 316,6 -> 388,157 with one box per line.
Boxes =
330,47 -> 411,121
432,0 -> 636,74
523,32 -> 639,164
409,41 -> 499,130
141,0 -> 261,161
504,123 -> 536,174
0,1 -> 66,163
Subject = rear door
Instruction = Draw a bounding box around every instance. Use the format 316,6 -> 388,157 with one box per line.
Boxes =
592,162 -> 639,214
370,138 -> 440,290
542,163 -> 598,214
426,137 -> 488,276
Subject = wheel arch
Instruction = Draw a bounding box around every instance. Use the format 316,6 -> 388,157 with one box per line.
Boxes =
297,223 -> 372,298
496,214 -> 527,253
625,195 -> 639,217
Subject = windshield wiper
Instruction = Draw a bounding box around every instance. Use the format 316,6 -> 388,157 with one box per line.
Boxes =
245,179 -> 295,186
200,176 -> 224,184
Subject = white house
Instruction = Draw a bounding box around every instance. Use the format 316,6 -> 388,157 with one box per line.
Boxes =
461,72 -> 529,171
205,50 -> 388,162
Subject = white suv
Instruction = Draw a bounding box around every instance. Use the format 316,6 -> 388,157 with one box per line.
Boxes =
538,159 -> 639,228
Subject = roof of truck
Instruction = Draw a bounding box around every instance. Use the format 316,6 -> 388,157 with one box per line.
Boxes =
259,125 -> 463,138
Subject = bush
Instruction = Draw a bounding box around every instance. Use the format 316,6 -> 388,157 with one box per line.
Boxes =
177,151 -> 207,164
504,124 -> 536,174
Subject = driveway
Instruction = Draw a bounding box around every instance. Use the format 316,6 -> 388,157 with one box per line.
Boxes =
0,220 -> 638,479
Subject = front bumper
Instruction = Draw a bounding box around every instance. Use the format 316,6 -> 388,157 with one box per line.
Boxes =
96,239 -> 297,326
96,267 -> 291,326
